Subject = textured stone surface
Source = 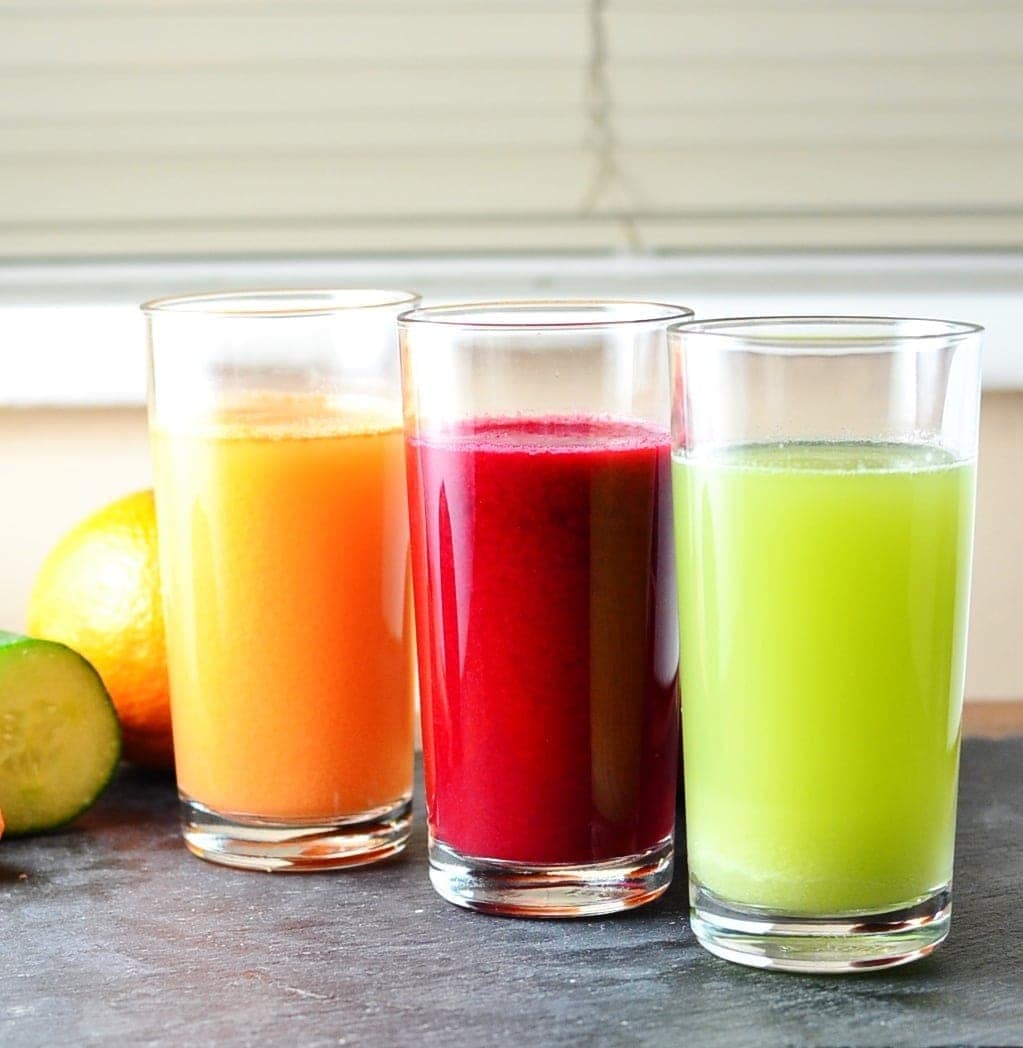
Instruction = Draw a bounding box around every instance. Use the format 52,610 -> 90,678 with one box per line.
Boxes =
2,739 -> 1022,1047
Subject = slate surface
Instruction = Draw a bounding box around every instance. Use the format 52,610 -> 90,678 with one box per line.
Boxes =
2,739 -> 1021,1047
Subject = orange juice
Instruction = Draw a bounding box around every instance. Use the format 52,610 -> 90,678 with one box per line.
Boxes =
152,392 -> 414,821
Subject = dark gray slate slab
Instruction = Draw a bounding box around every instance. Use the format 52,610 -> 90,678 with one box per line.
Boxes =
2,739 -> 1021,1047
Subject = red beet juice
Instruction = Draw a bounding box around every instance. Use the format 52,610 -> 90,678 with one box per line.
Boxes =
406,415 -> 680,866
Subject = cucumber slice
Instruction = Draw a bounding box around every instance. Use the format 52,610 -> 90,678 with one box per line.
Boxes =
0,630 -> 121,836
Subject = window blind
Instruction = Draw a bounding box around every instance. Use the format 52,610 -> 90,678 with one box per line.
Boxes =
1,0 -> 1021,258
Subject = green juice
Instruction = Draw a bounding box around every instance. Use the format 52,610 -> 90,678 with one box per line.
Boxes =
674,441 -> 975,915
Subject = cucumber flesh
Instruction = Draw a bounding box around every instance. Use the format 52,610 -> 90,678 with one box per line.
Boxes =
0,631 -> 121,835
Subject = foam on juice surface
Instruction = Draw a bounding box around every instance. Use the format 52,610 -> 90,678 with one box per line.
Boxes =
415,414 -> 669,455
157,391 -> 401,441
676,440 -> 962,475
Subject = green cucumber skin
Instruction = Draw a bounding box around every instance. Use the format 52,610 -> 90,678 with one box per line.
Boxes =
0,630 -> 122,837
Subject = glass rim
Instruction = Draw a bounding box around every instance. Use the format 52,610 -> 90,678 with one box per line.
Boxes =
140,288 -> 421,318
667,314 -> 984,350
397,299 -> 694,331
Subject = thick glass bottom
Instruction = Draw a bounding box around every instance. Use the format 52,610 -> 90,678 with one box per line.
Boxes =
180,793 -> 412,872
690,878 -> 951,973
428,834 -> 674,918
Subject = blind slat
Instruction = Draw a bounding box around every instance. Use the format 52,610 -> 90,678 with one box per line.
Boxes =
1,66 -> 586,121
3,107 -> 1021,155
614,61 -> 1023,106
624,145 -> 1023,211
0,116 -> 587,153
5,145 -> 1020,223
0,153 -> 594,223
3,11 -> 588,66
607,10 -> 1023,59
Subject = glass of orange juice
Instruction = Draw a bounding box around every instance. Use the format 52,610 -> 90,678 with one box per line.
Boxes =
143,289 -> 420,871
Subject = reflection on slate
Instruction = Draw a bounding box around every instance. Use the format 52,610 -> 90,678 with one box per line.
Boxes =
1,741 -> 1022,1047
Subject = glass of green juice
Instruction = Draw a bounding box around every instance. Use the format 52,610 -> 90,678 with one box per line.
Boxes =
669,316 -> 983,973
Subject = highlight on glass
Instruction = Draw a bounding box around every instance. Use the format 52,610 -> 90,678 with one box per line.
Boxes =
669,315 -> 983,971
400,299 -> 693,916
144,289 -> 420,871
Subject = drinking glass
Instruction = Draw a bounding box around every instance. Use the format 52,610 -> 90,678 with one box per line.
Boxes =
400,299 -> 693,916
670,316 -> 983,971
144,289 -> 420,871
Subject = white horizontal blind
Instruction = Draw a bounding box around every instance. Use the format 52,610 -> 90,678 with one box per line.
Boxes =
0,0 -> 1021,258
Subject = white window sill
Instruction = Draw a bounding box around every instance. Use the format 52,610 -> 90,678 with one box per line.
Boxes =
1,253 -> 1020,407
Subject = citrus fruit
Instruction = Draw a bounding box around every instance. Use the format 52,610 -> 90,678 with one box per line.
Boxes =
0,631 -> 121,834
27,490 -> 173,769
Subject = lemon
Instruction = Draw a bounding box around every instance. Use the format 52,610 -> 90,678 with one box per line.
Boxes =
27,491 -> 173,769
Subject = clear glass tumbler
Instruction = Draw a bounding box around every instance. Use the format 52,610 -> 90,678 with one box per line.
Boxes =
144,289 -> 420,871
400,299 -> 693,916
670,316 -> 983,971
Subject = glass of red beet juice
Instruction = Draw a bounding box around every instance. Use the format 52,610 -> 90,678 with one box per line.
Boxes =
399,300 -> 693,917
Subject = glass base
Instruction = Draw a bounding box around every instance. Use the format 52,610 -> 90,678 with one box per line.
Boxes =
428,834 -> 673,918
690,878 -> 951,973
180,794 -> 412,872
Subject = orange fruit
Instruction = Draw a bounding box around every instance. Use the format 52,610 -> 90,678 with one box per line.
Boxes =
27,490 -> 173,769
